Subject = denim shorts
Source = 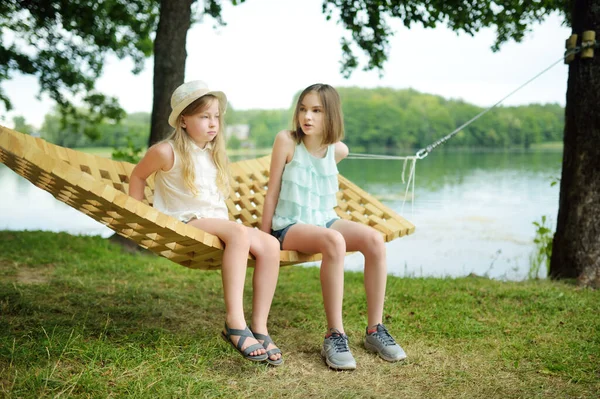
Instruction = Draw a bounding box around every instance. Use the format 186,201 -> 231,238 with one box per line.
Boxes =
271,218 -> 339,250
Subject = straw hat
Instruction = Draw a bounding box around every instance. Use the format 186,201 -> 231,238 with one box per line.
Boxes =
168,80 -> 227,128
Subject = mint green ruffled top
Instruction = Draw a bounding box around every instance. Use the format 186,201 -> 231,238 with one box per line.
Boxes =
272,141 -> 339,231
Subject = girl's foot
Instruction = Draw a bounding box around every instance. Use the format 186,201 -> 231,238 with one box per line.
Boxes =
221,323 -> 267,361
251,329 -> 284,366
322,328 -> 356,370
364,323 -> 407,362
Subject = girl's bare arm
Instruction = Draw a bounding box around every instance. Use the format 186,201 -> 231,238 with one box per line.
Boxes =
128,142 -> 174,201
334,141 -> 349,164
260,131 -> 295,233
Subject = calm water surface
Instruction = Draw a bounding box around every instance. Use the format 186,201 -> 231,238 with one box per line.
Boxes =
0,149 -> 561,280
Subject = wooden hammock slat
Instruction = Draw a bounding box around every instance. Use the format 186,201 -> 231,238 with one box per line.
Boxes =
0,125 -> 415,270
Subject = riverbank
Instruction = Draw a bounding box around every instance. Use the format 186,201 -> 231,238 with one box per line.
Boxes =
76,146 -> 272,160
0,231 -> 597,398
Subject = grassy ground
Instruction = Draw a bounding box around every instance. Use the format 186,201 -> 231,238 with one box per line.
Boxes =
0,231 -> 598,398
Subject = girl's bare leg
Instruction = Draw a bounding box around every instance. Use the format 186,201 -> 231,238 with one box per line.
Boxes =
330,220 -> 387,327
188,218 -> 264,357
246,228 -> 282,361
282,224 -> 347,333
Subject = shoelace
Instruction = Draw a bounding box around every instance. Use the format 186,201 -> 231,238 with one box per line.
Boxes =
329,333 -> 350,353
373,325 -> 397,346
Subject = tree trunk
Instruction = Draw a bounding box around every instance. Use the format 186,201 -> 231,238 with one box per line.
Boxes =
108,0 -> 193,252
550,0 -> 600,288
148,0 -> 194,146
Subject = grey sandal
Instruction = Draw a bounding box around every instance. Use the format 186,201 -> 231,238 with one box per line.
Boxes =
251,330 -> 284,366
221,323 -> 268,362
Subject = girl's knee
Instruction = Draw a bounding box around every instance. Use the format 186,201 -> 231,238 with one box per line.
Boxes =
266,233 -> 280,252
234,222 -> 249,236
369,230 -> 385,248
226,223 -> 249,245
262,234 -> 281,261
363,230 -> 385,257
252,231 -> 280,260
322,230 -> 346,258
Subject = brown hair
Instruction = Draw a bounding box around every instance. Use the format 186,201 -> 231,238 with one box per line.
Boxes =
165,95 -> 230,196
291,83 -> 344,145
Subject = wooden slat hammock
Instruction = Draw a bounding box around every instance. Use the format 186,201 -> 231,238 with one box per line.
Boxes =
0,125 -> 415,270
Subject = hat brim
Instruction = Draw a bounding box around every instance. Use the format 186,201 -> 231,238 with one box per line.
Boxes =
168,89 -> 227,128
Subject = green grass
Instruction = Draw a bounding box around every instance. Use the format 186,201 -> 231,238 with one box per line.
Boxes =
0,231 -> 598,398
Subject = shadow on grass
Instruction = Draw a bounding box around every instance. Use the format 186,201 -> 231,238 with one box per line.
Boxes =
0,232 -> 325,375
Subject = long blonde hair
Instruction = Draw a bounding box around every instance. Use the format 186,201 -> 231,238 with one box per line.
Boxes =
165,95 -> 230,196
291,83 -> 345,145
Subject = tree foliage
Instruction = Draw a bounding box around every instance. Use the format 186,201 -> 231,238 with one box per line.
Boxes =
323,0 -> 569,76
0,0 -> 244,137
40,109 -> 150,148
0,0 -> 159,130
12,116 -> 34,135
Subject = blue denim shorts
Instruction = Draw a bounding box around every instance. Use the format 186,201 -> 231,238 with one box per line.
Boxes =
271,218 -> 339,250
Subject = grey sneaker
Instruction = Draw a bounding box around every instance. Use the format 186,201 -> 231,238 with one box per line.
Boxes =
364,323 -> 407,362
321,328 -> 357,370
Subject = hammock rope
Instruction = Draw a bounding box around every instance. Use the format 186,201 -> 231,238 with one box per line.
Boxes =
0,126 -> 415,270
415,41 -> 596,159
344,43 -> 592,209
346,154 -> 417,213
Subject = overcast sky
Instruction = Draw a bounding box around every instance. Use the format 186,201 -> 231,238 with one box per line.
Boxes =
2,0 -> 570,129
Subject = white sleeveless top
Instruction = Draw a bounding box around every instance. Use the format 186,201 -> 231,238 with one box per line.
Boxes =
152,141 -> 229,222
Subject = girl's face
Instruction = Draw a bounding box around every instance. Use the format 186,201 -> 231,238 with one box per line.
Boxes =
298,92 -> 324,137
182,98 -> 220,148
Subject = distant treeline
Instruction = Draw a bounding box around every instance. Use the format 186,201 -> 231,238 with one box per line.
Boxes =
39,112 -> 151,149
337,87 -> 564,151
36,87 -> 564,151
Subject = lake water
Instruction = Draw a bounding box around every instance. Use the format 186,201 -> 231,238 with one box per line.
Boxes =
0,149 -> 561,280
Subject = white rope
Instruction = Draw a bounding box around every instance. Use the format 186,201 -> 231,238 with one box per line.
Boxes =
415,41 -> 598,159
344,41 -> 599,211
346,154 -> 418,212
401,156 -> 416,214
414,53 -> 570,159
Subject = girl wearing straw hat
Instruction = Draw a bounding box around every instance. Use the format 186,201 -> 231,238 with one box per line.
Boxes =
129,80 -> 283,366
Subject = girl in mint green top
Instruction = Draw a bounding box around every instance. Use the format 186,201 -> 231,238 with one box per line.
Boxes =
271,140 -> 339,231
261,84 -> 407,370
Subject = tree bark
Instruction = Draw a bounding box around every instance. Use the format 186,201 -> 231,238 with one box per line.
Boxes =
550,0 -> 600,288
148,0 -> 194,146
